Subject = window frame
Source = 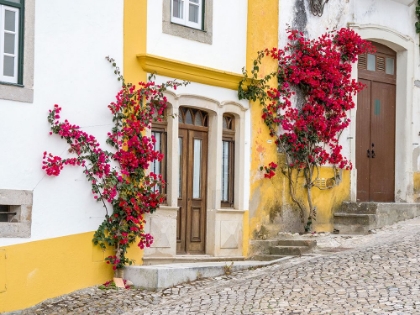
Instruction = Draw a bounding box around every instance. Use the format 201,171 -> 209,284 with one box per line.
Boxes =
0,0 -> 33,103
0,0 -> 24,85
163,0 -> 213,45
0,189 -> 32,238
151,118 -> 168,200
170,0 -> 203,30
221,114 -> 235,208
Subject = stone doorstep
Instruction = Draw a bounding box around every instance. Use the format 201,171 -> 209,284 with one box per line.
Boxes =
123,257 -> 292,290
249,239 -> 317,257
142,255 -> 246,266
334,202 -> 420,235
270,245 -> 311,256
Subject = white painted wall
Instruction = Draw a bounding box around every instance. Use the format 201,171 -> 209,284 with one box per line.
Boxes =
0,1 -> 124,246
147,0 -> 248,74
279,0 -> 420,200
280,0 -> 415,42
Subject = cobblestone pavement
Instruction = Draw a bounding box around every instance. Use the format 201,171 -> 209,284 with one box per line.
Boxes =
9,217 -> 420,315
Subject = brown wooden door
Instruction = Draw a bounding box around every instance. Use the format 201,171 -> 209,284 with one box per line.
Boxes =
356,43 -> 396,202
177,128 -> 207,254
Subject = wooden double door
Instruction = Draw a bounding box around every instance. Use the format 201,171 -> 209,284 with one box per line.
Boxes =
356,42 -> 396,202
177,125 -> 208,254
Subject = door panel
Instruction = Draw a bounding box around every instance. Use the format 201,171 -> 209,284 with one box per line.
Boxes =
369,82 -> 395,201
356,79 -> 371,202
177,128 -> 207,254
356,43 -> 396,202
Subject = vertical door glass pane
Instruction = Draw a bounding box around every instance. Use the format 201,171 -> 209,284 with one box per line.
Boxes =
189,3 -> 199,23
367,54 -> 376,71
222,141 -> 229,201
152,132 -> 161,176
5,10 -> 16,32
4,33 -> 15,54
193,139 -> 202,198
385,58 -> 395,75
178,137 -> 183,198
172,0 -> 184,18
3,56 -> 14,77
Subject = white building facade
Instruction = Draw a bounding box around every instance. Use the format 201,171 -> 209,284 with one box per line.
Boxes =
0,1 -> 124,312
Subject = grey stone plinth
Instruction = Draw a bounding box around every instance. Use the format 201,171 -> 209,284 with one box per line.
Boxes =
334,202 -> 420,234
124,258 -> 290,290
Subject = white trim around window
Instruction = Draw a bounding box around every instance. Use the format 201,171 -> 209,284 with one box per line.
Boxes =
171,0 -> 203,30
0,5 -> 19,84
0,0 -> 34,103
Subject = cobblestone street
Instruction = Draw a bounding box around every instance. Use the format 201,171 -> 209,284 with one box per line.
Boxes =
10,217 -> 420,315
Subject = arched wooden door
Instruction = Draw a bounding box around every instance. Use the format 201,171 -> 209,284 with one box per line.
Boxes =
177,107 -> 208,254
356,42 -> 396,202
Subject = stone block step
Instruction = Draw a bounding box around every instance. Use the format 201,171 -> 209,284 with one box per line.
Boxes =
334,202 -> 420,235
248,254 -> 287,261
124,257 -> 291,290
334,213 -> 377,226
276,239 -> 317,249
270,245 -> 310,256
340,202 -> 378,214
142,255 -> 245,266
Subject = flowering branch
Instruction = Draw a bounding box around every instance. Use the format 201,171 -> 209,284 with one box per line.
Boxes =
239,28 -> 374,232
43,58 -> 189,270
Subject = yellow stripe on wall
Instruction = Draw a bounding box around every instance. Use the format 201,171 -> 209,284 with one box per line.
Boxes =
245,0 -> 279,254
124,0 -> 148,85
0,232 -> 113,313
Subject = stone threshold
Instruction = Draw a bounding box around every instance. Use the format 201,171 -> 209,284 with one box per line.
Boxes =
142,255 -> 246,265
124,256 -> 292,290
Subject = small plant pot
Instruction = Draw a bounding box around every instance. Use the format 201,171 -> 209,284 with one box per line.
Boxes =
114,268 -> 125,279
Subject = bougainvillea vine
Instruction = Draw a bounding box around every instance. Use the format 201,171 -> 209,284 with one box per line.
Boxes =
42,58 -> 188,270
239,28 -> 374,231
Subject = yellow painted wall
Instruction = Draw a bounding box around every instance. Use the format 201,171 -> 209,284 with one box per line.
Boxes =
413,172 -> 420,202
246,0 -> 281,244
124,0 -> 147,85
0,233 -> 114,313
246,0 -> 351,240
281,167 -> 351,232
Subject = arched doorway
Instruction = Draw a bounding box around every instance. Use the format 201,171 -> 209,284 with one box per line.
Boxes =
177,107 -> 208,254
356,42 -> 396,202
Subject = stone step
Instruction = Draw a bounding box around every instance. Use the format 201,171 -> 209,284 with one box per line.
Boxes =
270,245 -> 310,256
340,202 -> 378,214
142,255 -> 245,266
248,254 -> 287,261
334,202 -> 420,234
334,213 -> 377,226
124,257 -> 291,290
276,239 -> 317,249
